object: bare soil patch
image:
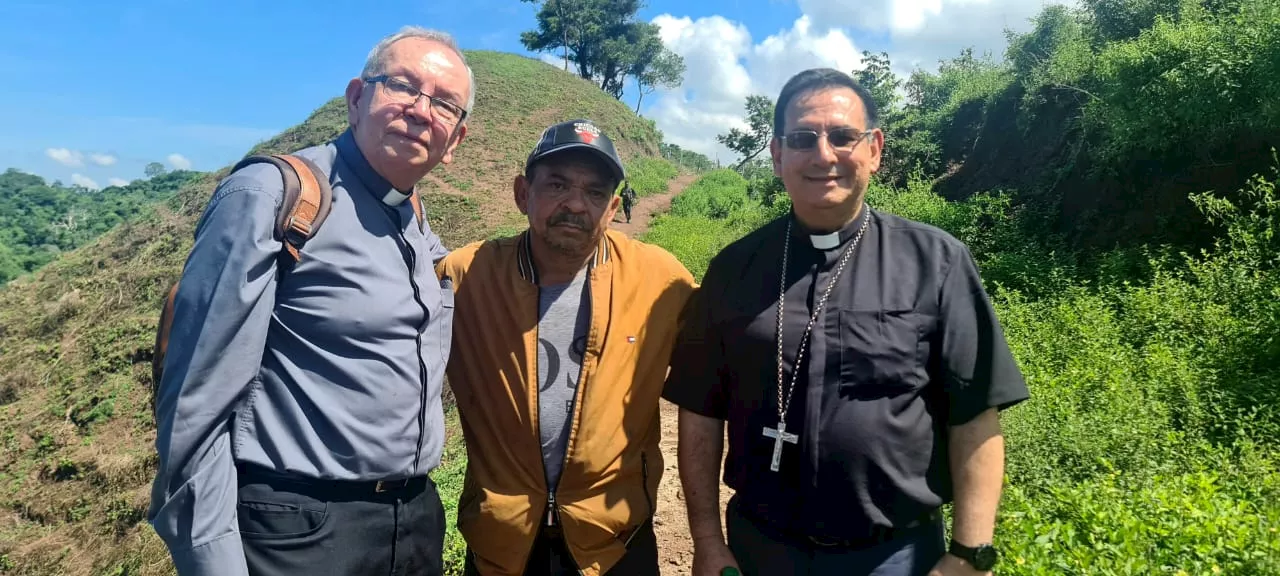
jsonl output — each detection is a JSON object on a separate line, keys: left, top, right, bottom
{"left": 611, "top": 173, "right": 736, "bottom": 575}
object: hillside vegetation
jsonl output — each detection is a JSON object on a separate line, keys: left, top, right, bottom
{"left": 0, "top": 50, "right": 671, "bottom": 575}
{"left": 882, "top": 0, "right": 1280, "bottom": 256}
{"left": 0, "top": 170, "right": 197, "bottom": 286}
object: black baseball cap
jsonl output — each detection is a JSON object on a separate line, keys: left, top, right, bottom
{"left": 525, "top": 119, "right": 626, "bottom": 184}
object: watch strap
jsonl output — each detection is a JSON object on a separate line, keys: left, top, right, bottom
{"left": 948, "top": 539, "right": 997, "bottom": 570}
{"left": 948, "top": 539, "right": 977, "bottom": 560}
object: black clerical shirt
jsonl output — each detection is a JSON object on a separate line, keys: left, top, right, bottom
{"left": 663, "top": 206, "right": 1029, "bottom": 541}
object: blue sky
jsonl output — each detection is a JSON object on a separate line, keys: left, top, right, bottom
{"left": 0, "top": 0, "right": 1053, "bottom": 187}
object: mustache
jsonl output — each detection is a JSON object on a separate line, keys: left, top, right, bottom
{"left": 548, "top": 212, "right": 590, "bottom": 229}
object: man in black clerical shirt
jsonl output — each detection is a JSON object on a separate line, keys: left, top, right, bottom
{"left": 663, "top": 68, "right": 1030, "bottom": 576}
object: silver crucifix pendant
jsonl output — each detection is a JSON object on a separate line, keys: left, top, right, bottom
{"left": 762, "top": 420, "right": 799, "bottom": 472}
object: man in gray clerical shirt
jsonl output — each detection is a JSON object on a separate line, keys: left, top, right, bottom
{"left": 148, "top": 26, "right": 474, "bottom": 576}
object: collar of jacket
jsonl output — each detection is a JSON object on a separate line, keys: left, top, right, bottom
{"left": 515, "top": 229, "right": 610, "bottom": 285}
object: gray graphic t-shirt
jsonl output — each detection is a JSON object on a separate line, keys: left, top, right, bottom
{"left": 537, "top": 267, "right": 591, "bottom": 490}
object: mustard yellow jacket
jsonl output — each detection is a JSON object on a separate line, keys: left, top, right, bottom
{"left": 436, "top": 229, "right": 696, "bottom": 576}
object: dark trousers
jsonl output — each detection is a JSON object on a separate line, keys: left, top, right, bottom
{"left": 725, "top": 496, "right": 945, "bottom": 576}
{"left": 236, "top": 463, "right": 445, "bottom": 576}
{"left": 463, "top": 520, "right": 658, "bottom": 576}
{"left": 623, "top": 203, "right": 633, "bottom": 222}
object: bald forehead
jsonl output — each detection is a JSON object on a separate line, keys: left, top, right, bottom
{"left": 784, "top": 86, "right": 868, "bottom": 130}
{"left": 382, "top": 38, "right": 471, "bottom": 102}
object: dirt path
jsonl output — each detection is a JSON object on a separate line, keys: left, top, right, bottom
{"left": 612, "top": 172, "right": 735, "bottom": 575}
{"left": 609, "top": 173, "right": 697, "bottom": 235}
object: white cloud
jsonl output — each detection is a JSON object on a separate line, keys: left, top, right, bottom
{"left": 644, "top": 1, "right": 1062, "bottom": 161}
{"left": 107, "top": 177, "right": 130, "bottom": 187}
{"left": 70, "top": 173, "right": 100, "bottom": 190}
{"left": 89, "top": 153, "right": 117, "bottom": 166}
{"left": 799, "top": 0, "right": 1066, "bottom": 74}
{"left": 539, "top": 53, "right": 571, "bottom": 71}
{"left": 167, "top": 153, "right": 192, "bottom": 170}
{"left": 646, "top": 14, "right": 862, "bottom": 164}
{"left": 46, "top": 148, "right": 83, "bottom": 167}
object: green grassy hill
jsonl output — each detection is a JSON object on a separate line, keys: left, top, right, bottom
{"left": 0, "top": 49, "right": 670, "bottom": 576}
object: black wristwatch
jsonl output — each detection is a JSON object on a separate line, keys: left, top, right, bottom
{"left": 948, "top": 540, "right": 999, "bottom": 571}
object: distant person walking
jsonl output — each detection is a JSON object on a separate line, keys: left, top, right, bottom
{"left": 621, "top": 184, "right": 637, "bottom": 223}
{"left": 148, "top": 26, "right": 474, "bottom": 576}
{"left": 437, "top": 119, "right": 697, "bottom": 576}
{"left": 665, "top": 68, "right": 1030, "bottom": 576}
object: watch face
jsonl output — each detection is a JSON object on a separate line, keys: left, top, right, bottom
{"left": 973, "top": 545, "right": 999, "bottom": 570}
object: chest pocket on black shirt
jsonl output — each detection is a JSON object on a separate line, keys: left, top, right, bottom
{"left": 838, "top": 308, "right": 926, "bottom": 396}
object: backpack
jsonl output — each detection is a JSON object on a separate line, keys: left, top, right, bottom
{"left": 149, "top": 153, "right": 420, "bottom": 420}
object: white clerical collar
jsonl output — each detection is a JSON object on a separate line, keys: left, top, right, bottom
{"left": 381, "top": 189, "right": 411, "bottom": 206}
{"left": 810, "top": 231, "right": 841, "bottom": 250}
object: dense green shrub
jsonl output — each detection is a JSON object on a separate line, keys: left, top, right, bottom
{"left": 998, "top": 444, "right": 1280, "bottom": 575}
{"left": 668, "top": 169, "right": 752, "bottom": 219}
{"left": 1089, "top": 0, "right": 1280, "bottom": 166}
{"left": 643, "top": 169, "right": 785, "bottom": 280}
{"left": 626, "top": 157, "right": 678, "bottom": 197}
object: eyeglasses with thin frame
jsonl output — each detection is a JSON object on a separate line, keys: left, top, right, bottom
{"left": 364, "top": 75, "right": 468, "bottom": 126}
{"left": 780, "top": 128, "right": 874, "bottom": 151}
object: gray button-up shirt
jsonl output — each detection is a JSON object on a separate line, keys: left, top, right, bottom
{"left": 148, "top": 129, "right": 453, "bottom": 575}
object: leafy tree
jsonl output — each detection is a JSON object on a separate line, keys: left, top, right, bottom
{"left": 904, "top": 48, "right": 1005, "bottom": 111}
{"left": 145, "top": 162, "right": 166, "bottom": 178}
{"left": 521, "top": 0, "right": 636, "bottom": 97}
{"left": 716, "top": 95, "right": 775, "bottom": 171}
{"left": 851, "top": 51, "right": 940, "bottom": 188}
{"left": 632, "top": 40, "right": 684, "bottom": 113}
{"left": 521, "top": 0, "right": 683, "bottom": 102}
{"left": 1082, "top": 0, "right": 1184, "bottom": 43}
{"left": 854, "top": 50, "right": 902, "bottom": 114}
{"left": 660, "top": 142, "right": 715, "bottom": 172}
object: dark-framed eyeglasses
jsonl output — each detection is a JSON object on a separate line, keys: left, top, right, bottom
{"left": 780, "top": 128, "right": 874, "bottom": 151}
{"left": 364, "top": 75, "right": 468, "bottom": 126}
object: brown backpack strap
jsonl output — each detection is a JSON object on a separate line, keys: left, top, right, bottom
{"left": 151, "top": 281, "right": 181, "bottom": 404}
{"left": 229, "top": 153, "right": 334, "bottom": 261}
{"left": 410, "top": 187, "right": 424, "bottom": 231}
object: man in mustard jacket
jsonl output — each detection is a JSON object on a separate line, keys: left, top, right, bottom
{"left": 437, "top": 119, "right": 697, "bottom": 576}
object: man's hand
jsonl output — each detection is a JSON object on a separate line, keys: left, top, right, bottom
{"left": 929, "top": 552, "right": 990, "bottom": 576}
{"left": 692, "top": 538, "right": 740, "bottom": 576}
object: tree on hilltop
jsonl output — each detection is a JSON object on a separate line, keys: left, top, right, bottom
{"left": 521, "top": 0, "right": 684, "bottom": 102}
{"left": 632, "top": 37, "right": 684, "bottom": 113}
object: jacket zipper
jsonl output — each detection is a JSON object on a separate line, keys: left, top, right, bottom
{"left": 536, "top": 279, "right": 593, "bottom": 534}
{"left": 530, "top": 267, "right": 597, "bottom": 575}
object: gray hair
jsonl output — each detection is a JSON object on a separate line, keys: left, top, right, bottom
{"left": 361, "top": 26, "right": 477, "bottom": 115}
